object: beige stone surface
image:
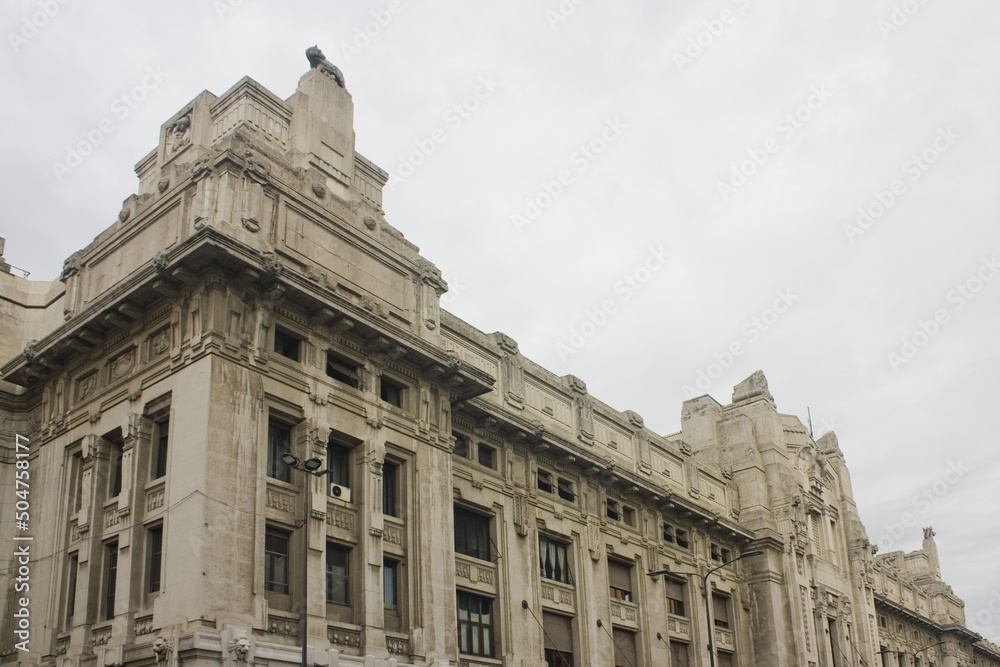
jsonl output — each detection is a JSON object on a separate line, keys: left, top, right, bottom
{"left": 0, "top": 53, "right": 997, "bottom": 667}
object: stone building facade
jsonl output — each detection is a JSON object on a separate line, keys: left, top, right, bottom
{"left": 0, "top": 51, "right": 997, "bottom": 667}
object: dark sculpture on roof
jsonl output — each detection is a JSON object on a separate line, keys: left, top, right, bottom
{"left": 305, "top": 46, "right": 345, "bottom": 88}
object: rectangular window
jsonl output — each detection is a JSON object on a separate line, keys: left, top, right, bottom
{"left": 264, "top": 528, "right": 290, "bottom": 594}
{"left": 666, "top": 577, "right": 686, "bottom": 617}
{"left": 65, "top": 553, "right": 79, "bottom": 629}
{"left": 669, "top": 640, "right": 690, "bottom": 667}
{"left": 712, "top": 593, "right": 731, "bottom": 629}
{"left": 152, "top": 416, "right": 169, "bottom": 479}
{"left": 457, "top": 591, "right": 494, "bottom": 658}
{"left": 69, "top": 451, "right": 83, "bottom": 513}
{"left": 380, "top": 377, "right": 404, "bottom": 407}
{"left": 663, "top": 523, "right": 675, "bottom": 543}
{"left": 327, "top": 441, "right": 350, "bottom": 487}
{"left": 325, "top": 350, "right": 361, "bottom": 388}
{"left": 608, "top": 559, "right": 633, "bottom": 602}
{"left": 711, "top": 544, "right": 722, "bottom": 561}
{"left": 453, "top": 435, "right": 470, "bottom": 458}
{"left": 104, "top": 540, "right": 118, "bottom": 621}
{"left": 477, "top": 443, "right": 496, "bottom": 469}
{"left": 108, "top": 433, "right": 124, "bottom": 498}
{"left": 557, "top": 478, "right": 575, "bottom": 502}
{"left": 606, "top": 499, "right": 620, "bottom": 521}
{"left": 717, "top": 651, "right": 734, "bottom": 667}
{"left": 612, "top": 627, "right": 637, "bottom": 667}
{"left": 326, "top": 544, "right": 349, "bottom": 605}
{"left": 721, "top": 548, "right": 732, "bottom": 563}
{"left": 537, "top": 470, "right": 554, "bottom": 493}
{"left": 267, "top": 420, "right": 292, "bottom": 483}
{"left": 455, "top": 507, "right": 491, "bottom": 561}
{"left": 274, "top": 328, "right": 301, "bottom": 361}
{"left": 383, "top": 558, "right": 399, "bottom": 615}
{"left": 543, "top": 611, "right": 574, "bottom": 667}
{"left": 675, "top": 528, "right": 690, "bottom": 549}
{"left": 622, "top": 506, "right": 635, "bottom": 527}
{"left": 147, "top": 525, "right": 163, "bottom": 594}
{"left": 540, "top": 536, "right": 572, "bottom": 584}
{"left": 383, "top": 461, "right": 398, "bottom": 517}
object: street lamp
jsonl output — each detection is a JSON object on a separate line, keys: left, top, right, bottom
{"left": 647, "top": 550, "right": 764, "bottom": 667}
{"left": 282, "top": 453, "right": 328, "bottom": 667}
{"left": 879, "top": 641, "right": 945, "bottom": 664}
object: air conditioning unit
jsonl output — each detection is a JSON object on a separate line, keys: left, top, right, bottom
{"left": 328, "top": 484, "right": 352, "bottom": 503}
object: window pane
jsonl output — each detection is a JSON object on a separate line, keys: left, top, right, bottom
{"left": 267, "top": 422, "right": 291, "bottom": 482}
{"left": 153, "top": 416, "right": 169, "bottom": 479}
{"left": 327, "top": 545, "right": 349, "bottom": 605}
{"left": 265, "top": 531, "right": 289, "bottom": 593}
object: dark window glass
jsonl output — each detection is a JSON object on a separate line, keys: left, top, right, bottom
{"left": 265, "top": 529, "right": 290, "bottom": 594}
{"left": 713, "top": 593, "right": 730, "bottom": 628}
{"left": 539, "top": 537, "right": 571, "bottom": 584}
{"left": 326, "top": 350, "right": 360, "bottom": 388}
{"left": 383, "top": 461, "right": 398, "bottom": 517}
{"left": 104, "top": 541, "right": 118, "bottom": 621}
{"left": 666, "top": 578, "right": 686, "bottom": 617}
{"left": 327, "top": 442, "right": 350, "bottom": 487}
{"left": 543, "top": 612, "right": 574, "bottom": 667}
{"left": 622, "top": 506, "right": 635, "bottom": 527}
{"left": 663, "top": 523, "right": 675, "bottom": 543}
{"left": 477, "top": 444, "right": 495, "bottom": 469}
{"left": 455, "top": 507, "right": 491, "bottom": 561}
{"left": 537, "top": 470, "right": 554, "bottom": 493}
{"left": 557, "top": 478, "right": 575, "bottom": 502}
{"left": 453, "top": 436, "right": 470, "bottom": 458}
{"left": 383, "top": 558, "right": 399, "bottom": 614}
{"left": 148, "top": 525, "right": 163, "bottom": 594}
{"left": 676, "top": 529, "right": 690, "bottom": 549}
{"left": 109, "top": 436, "right": 124, "bottom": 498}
{"left": 65, "top": 553, "right": 78, "bottom": 628}
{"left": 326, "top": 544, "right": 349, "bottom": 605}
{"left": 274, "top": 329, "right": 301, "bottom": 361}
{"left": 608, "top": 560, "right": 633, "bottom": 602}
{"left": 380, "top": 377, "right": 403, "bottom": 407}
{"left": 267, "top": 421, "right": 292, "bottom": 482}
{"left": 457, "top": 591, "right": 494, "bottom": 657}
{"left": 153, "top": 416, "right": 169, "bottom": 479}
{"left": 71, "top": 452, "right": 83, "bottom": 512}
{"left": 606, "top": 500, "right": 620, "bottom": 521}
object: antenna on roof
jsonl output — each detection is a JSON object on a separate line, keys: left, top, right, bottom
{"left": 807, "top": 407, "right": 814, "bottom": 438}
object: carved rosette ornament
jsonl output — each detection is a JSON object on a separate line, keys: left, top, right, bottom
{"left": 157, "top": 178, "right": 170, "bottom": 193}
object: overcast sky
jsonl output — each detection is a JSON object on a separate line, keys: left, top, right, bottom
{"left": 2, "top": 0, "right": 998, "bottom": 644}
